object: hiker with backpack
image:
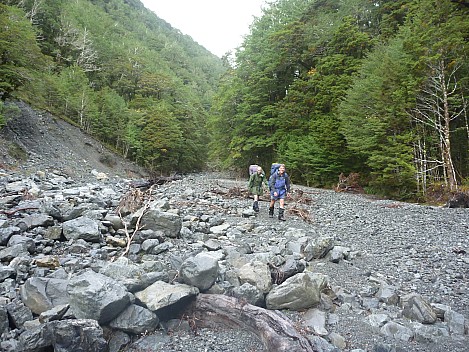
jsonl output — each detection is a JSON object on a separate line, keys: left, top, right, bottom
{"left": 268, "top": 163, "right": 291, "bottom": 221}
{"left": 248, "top": 165, "right": 268, "bottom": 212}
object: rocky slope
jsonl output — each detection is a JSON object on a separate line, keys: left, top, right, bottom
{"left": 0, "top": 102, "right": 468, "bottom": 352}
{"left": 0, "top": 101, "right": 146, "bottom": 180}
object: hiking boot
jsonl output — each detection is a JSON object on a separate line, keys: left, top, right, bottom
{"left": 278, "top": 208, "right": 286, "bottom": 221}
{"left": 268, "top": 207, "right": 274, "bottom": 218}
{"left": 253, "top": 201, "right": 259, "bottom": 213}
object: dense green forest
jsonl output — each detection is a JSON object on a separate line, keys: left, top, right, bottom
{"left": 0, "top": 0, "right": 225, "bottom": 173}
{"left": 1, "top": 0, "right": 468, "bottom": 200}
{"left": 210, "top": 0, "right": 469, "bottom": 200}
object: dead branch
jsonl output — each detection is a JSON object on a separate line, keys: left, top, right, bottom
{"left": 130, "top": 174, "right": 182, "bottom": 190}
{"left": 187, "top": 294, "right": 317, "bottom": 352}
{"left": 289, "top": 189, "right": 313, "bottom": 204}
{"left": 0, "top": 207, "right": 39, "bottom": 217}
{"left": 288, "top": 207, "right": 314, "bottom": 223}
{"left": 118, "top": 185, "right": 156, "bottom": 257}
{"left": 335, "top": 172, "right": 364, "bottom": 193}
{"left": 268, "top": 262, "right": 285, "bottom": 285}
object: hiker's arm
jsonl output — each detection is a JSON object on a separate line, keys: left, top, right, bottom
{"left": 286, "top": 176, "right": 291, "bottom": 193}
{"left": 269, "top": 174, "right": 276, "bottom": 190}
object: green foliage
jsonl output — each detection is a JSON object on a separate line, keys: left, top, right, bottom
{"left": 2, "top": 0, "right": 225, "bottom": 174}
{"left": 0, "top": 4, "right": 51, "bottom": 99}
{"left": 0, "top": 101, "right": 5, "bottom": 127}
{"left": 339, "top": 35, "right": 418, "bottom": 194}
{"left": 134, "top": 99, "right": 183, "bottom": 172}
{"left": 210, "top": 0, "right": 468, "bottom": 199}
{"left": 0, "top": 101, "right": 20, "bottom": 127}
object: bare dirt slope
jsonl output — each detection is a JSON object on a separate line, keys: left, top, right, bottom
{"left": 0, "top": 101, "right": 146, "bottom": 180}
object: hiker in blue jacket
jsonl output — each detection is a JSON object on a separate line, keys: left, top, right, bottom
{"left": 268, "top": 164, "right": 291, "bottom": 221}
{"left": 248, "top": 166, "right": 268, "bottom": 212}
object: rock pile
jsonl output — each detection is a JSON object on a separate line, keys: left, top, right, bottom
{"left": 0, "top": 170, "right": 468, "bottom": 352}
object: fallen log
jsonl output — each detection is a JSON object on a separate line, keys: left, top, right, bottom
{"left": 187, "top": 294, "right": 317, "bottom": 352}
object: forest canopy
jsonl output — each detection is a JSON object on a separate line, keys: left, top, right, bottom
{"left": 209, "top": 0, "right": 469, "bottom": 200}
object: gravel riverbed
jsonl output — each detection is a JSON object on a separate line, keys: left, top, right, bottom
{"left": 133, "top": 174, "right": 469, "bottom": 352}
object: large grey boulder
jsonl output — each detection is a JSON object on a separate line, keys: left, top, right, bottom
{"left": 7, "top": 235, "right": 35, "bottom": 253}
{"left": 265, "top": 272, "right": 325, "bottom": 310}
{"left": 62, "top": 216, "right": 102, "bottom": 242}
{"left": 238, "top": 261, "right": 272, "bottom": 294}
{"left": 376, "top": 282, "right": 399, "bottom": 305}
{"left": 20, "top": 277, "right": 69, "bottom": 314}
{"left": 67, "top": 270, "right": 130, "bottom": 324}
{"left": 99, "top": 257, "right": 168, "bottom": 292}
{"left": 14, "top": 214, "right": 54, "bottom": 231}
{"left": 179, "top": 252, "right": 220, "bottom": 291}
{"left": 6, "top": 299, "right": 33, "bottom": 329}
{"left": 401, "top": 293, "right": 437, "bottom": 324}
{"left": 301, "top": 236, "right": 335, "bottom": 261}
{"left": 0, "top": 265, "right": 16, "bottom": 281}
{"left": 232, "top": 283, "right": 265, "bottom": 307}
{"left": 0, "top": 226, "right": 21, "bottom": 246}
{"left": 109, "top": 304, "right": 159, "bottom": 334}
{"left": 132, "top": 208, "right": 182, "bottom": 238}
{"left": 18, "top": 319, "right": 107, "bottom": 352}
{"left": 445, "top": 309, "right": 466, "bottom": 335}
{"left": 0, "top": 244, "right": 30, "bottom": 262}
{"left": 411, "top": 322, "right": 450, "bottom": 343}
{"left": 135, "top": 281, "right": 199, "bottom": 312}
{"left": 380, "top": 321, "right": 414, "bottom": 341}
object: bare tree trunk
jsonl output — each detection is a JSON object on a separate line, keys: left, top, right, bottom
{"left": 187, "top": 294, "right": 317, "bottom": 352}
{"left": 411, "top": 58, "right": 464, "bottom": 191}
{"left": 79, "top": 91, "right": 85, "bottom": 130}
{"left": 439, "top": 58, "right": 457, "bottom": 190}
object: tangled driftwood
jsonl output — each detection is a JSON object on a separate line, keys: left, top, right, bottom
{"left": 129, "top": 174, "right": 182, "bottom": 190}
{"left": 116, "top": 185, "right": 157, "bottom": 257}
{"left": 288, "top": 207, "right": 314, "bottom": 223}
{"left": 335, "top": 172, "right": 363, "bottom": 193}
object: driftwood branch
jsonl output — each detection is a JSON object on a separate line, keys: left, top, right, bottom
{"left": 188, "top": 294, "right": 317, "bottom": 352}
{"left": 288, "top": 207, "right": 314, "bottom": 223}
{"left": 0, "top": 207, "right": 39, "bottom": 217}
{"left": 118, "top": 207, "right": 146, "bottom": 258}
{"left": 130, "top": 174, "right": 182, "bottom": 190}
{"left": 117, "top": 185, "right": 156, "bottom": 257}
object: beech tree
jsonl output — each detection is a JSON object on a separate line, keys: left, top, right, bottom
{"left": 339, "top": 35, "right": 418, "bottom": 198}
{"left": 0, "top": 4, "right": 48, "bottom": 99}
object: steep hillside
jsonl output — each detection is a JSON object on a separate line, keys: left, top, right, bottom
{"left": 1, "top": 0, "right": 226, "bottom": 173}
{"left": 0, "top": 101, "right": 146, "bottom": 180}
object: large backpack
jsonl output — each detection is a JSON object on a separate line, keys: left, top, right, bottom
{"left": 268, "top": 163, "right": 282, "bottom": 190}
{"left": 249, "top": 164, "right": 259, "bottom": 176}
